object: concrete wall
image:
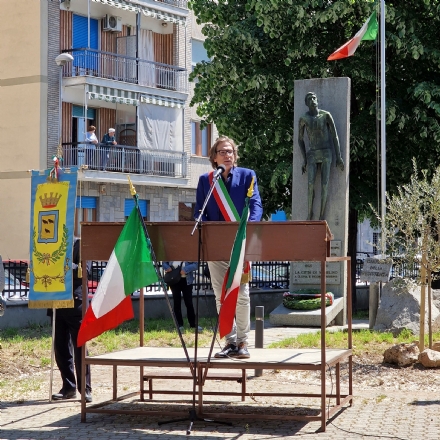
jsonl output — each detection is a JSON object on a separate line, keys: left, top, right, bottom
{"left": 0, "top": 0, "right": 48, "bottom": 259}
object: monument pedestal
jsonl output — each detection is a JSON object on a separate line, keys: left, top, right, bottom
{"left": 269, "top": 297, "right": 344, "bottom": 327}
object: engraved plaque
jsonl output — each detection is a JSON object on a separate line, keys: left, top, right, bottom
{"left": 291, "top": 261, "right": 341, "bottom": 285}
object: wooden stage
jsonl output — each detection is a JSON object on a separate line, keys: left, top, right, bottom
{"left": 80, "top": 221, "right": 353, "bottom": 431}
{"left": 83, "top": 346, "right": 353, "bottom": 425}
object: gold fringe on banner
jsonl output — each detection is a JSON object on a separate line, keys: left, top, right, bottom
{"left": 28, "top": 299, "right": 74, "bottom": 309}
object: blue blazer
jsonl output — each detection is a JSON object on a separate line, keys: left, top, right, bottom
{"left": 195, "top": 167, "right": 263, "bottom": 222}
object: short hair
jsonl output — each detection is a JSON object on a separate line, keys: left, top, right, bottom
{"left": 209, "top": 136, "right": 239, "bottom": 169}
{"left": 88, "top": 125, "right": 96, "bottom": 131}
{"left": 305, "top": 92, "right": 316, "bottom": 105}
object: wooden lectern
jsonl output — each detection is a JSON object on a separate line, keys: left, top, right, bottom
{"left": 80, "top": 221, "right": 352, "bottom": 431}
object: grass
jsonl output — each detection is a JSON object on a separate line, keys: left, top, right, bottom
{"left": 353, "top": 310, "right": 369, "bottom": 319}
{"left": 268, "top": 327, "right": 432, "bottom": 356}
{"left": 1, "top": 315, "right": 437, "bottom": 398}
{"left": 0, "top": 317, "right": 219, "bottom": 399}
{"left": 0, "top": 317, "right": 217, "bottom": 373}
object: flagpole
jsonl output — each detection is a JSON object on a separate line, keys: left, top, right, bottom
{"left": 127, "top": 176, "right": 194, "bottom": 372}
{"left": 380, "top": 0, "right": 386, "bottom": 253}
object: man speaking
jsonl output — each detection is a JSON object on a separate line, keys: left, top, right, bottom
{"left": 195, "top": 136, "right": 262, "bottom": 359}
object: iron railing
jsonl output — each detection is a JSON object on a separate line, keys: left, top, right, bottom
{"left": 62, "top": 48, "right": 187, "bottom": 93}
{"left": 2, "top": 259, "right": 425, "bottom": 300}
{"left": 61, "top": 143, "right": 187, "bottom": 178}
{"left": 156, "top": 0, "right": 188, "bottom": 8}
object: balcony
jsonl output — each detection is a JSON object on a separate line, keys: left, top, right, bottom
{"left": 62, "top": 143, "right": 187, "bottom": 178}
{"left": 155, "top": 0, "right": 188, "bottom": 8}
{"left": 62, "top": 49, "right": 187, "bottom": 93}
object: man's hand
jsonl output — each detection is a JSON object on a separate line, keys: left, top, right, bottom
{"left": 336, "top": 157, "right": 344, "bottom": 171}
{"left": 301, "top": 161, "right": 307, "bottom": 174}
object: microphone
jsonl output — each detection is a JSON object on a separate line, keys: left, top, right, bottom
{"left": 213, "top": 164, "right": 226, "bottom": 180}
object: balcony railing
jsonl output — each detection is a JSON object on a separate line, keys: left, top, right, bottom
{"left": 62, "top": 143, "right": 187, "bottom": 178}
{"left": 156, "top": 0, "right": 188, "bottom": 8}
{"left": 62, "top": 48, "right": 187, "bottom": 93}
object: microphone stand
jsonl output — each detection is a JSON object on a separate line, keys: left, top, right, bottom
{"left": 160, "top": 169, "right": 231, "bottom": 434}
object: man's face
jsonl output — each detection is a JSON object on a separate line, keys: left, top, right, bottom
{"left": 109, "top": 131, "right": 115, "bottom": 136}
{"left": 306, "top": 94, "right": 318, "bottom": 109}
{"left": 214, "top": 141, "right": 235, "bottom": 171}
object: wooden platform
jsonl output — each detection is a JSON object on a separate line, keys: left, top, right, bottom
{"left": 80, "top": 221, "right": 353, "bottom": 432}
{"left": 87, "top": 346, "right": 351, "bottom": 367}
{"left": 83, "top": 346, "right": 353, "bottom": 425}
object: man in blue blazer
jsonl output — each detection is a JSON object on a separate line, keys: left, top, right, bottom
{"left": 195, "top": 136, "right": 263, "bottom": 359}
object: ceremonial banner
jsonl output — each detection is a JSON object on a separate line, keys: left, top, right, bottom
{"left": 28, "top": 170, "right": 77, "bottom": 308}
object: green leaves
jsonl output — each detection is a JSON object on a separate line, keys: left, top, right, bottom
{"left": 189, "top": 0, "right": 440, "bottom": 218}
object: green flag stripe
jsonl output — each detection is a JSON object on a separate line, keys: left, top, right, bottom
{"left": 361, "top": 11, "right": 378, "bottom": 41}
{"left": 114, "top": 207, "right": 158, "bottom": 296}
{"left": 226, "top": 198, "right": 249, "bottom": 289}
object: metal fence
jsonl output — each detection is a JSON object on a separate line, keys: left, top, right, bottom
{"left": 61, "top": 143, "right": 187, "bottom": 178}
{"left": 2, "top": 259, "right": 423, "bottom": 300}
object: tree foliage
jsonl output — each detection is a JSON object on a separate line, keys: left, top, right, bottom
{"left": 381, "top": 160, "right": 440, "bottom": 286}
{"left": 189, "top": 0, "right": 440, "bottom": 219}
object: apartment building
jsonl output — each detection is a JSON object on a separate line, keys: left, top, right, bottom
{"left": 0, "top": 0, "right": 213, "bottom": 258}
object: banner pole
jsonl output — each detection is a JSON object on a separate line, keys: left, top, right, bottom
{"left": 49, "top": 308, "right": 56, "bottom": 401}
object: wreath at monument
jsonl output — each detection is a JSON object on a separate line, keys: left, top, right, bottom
{"left": 283, "top": 289, "right": 334, "bottom": 310}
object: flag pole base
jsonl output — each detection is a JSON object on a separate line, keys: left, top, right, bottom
{"left": 158, "top": 408, "right": 232, "bottom": 435}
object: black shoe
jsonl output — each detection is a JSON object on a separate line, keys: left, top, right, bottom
{"left": 52, "top": 388, "right": 77, "bottom": 400}
{"left": 233, "top": 342, "right": 250, "bottom": 359}
{"left": 85, "top": 392, "right": 92, "bottom": 403}
{"left": 214, "top": 343, "right": 237, "bottom": 358}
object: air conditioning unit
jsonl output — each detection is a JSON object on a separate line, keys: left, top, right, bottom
{"left": 103, "top": 15, "right": 122, "bottom": 32}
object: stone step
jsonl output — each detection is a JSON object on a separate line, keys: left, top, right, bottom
{"left": 269, "top": 296, "right": 345, "bottom": 327}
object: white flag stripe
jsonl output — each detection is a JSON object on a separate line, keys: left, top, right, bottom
{"left": 223, "top": 237, "right": 246, "bottom": 301}
{"left": 91, "top": 250, "right": 126, "bottom": 318}
{"left": 215, "top": 181, "right": 238, "bottom": 221}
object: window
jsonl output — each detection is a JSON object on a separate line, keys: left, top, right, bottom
{"left": 191, "top": 39, "right": 209, "bottom": 72}
{"left": 73, "top": 15, "right": 99, "bottom": 73}
{"left": 125, "top": 199, "right": 148, "bottom": 220}
{"left": 75, "top": 196, "right": 97, "bottom": 237}
{"left": 191, "top": 121, "right": 211, "bottom": 157}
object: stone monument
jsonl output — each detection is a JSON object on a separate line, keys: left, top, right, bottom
{"left": 270, "top": 77, "right": 350, "bottom": 327}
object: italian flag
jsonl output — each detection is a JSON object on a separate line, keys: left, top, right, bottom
{"left": 218, "top": 179, "right": 253, "bottom": 338}
{"left": 328, "top": 11, "right": 378, "bottom": 61}
{"left": 77, "top": 206, "right": 158, "bottom": 346}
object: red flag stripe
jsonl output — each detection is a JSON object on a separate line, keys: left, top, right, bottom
{"left": 77, "top": 295, "right": 134, "bottom": 346}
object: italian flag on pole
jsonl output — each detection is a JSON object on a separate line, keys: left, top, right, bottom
{"left": 327, "top": 11, "right": 378, "bottom": 61}
{"left": 218, "top": 179, "right": 254, "bottom": 339}
{"left": 78, "top": 205, "right": 158, "bottom": 346}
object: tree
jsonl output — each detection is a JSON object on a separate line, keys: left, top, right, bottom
{"left": 189, "top": 0, "right": 440, "bottom": 219}
{"left": 381, "top": 161, "right": 440, "bottom": 350}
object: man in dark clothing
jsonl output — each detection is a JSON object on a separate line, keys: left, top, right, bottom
{"left": 100, "top": 127, "right": 117, "bottom": 170}
{"left": 51, "top": 238, "right": 92, "bottom": 402}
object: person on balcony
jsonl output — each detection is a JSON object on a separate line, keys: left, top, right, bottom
{"left": 101, "top": 128, "right": 117, "bottom": 171}
{"left": 194, "top": 136, "right": 263, "bottom": 359}
{"left": 85, "top": 126, "right": 98, "bottom": 170}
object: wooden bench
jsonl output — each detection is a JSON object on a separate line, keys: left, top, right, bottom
{"left": 142, "top": 367, "right": 247, "bottom": 401}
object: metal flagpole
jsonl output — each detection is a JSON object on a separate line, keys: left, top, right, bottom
{"left": 380, "top": 0, "right": 386, "bottom": 253}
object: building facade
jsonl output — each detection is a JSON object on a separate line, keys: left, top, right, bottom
{"left": 0, "top": 0, "right": 214, "bottom": 258}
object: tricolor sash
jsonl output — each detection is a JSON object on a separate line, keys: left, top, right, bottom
{"left": 209, "top": 171, "right": 251, "bottom": 283}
